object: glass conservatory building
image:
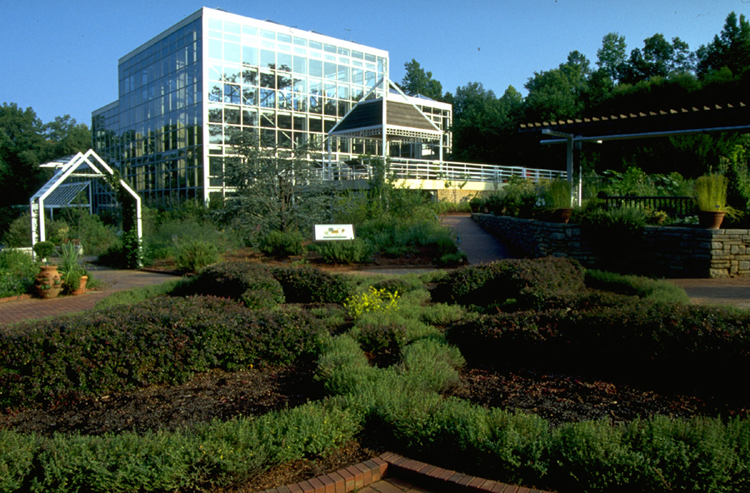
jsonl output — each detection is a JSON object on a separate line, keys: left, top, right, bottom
{"left": 92, "top": 7, "right": 450, "bottom": 206}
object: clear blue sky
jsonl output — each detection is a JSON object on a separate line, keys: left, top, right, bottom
{"left": 2, "top": 0, "right": 748, "bottom": 127}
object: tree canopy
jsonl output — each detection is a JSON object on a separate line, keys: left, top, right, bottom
{"left": 399, "top": 59, "right": 445, "bottom": 101}
{"left": 445, "top": 11, "right": 750, "bottom": 178}
{"left": 0, "top": 103, "right": 91, "bottom": 233}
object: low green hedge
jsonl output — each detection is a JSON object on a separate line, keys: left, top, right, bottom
{"left": 0, "top": 296, "right": 325, "bottom": 410}
{"left": 272, "top": 266, "right": 354, "bottom": 303}
{"left": 0, "top": 400, "right": 359, "bottom": 493}
{"left": 316, "top": 314, "right": 750, "bottom": 493}
{"left": 432, "top": 257, "right": 587, "bottom": 310}
{"left": 447, "top": 302, "right": 750, "bottom": 396}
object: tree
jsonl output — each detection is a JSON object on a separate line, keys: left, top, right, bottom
{"left": 400, "top": 59, "right": 444, "bottom": 101}
{"left": 696, "top": 12, "right": 750, "bottom": 79}
{"left": 43, "top": 115, "right": 91, "bottom": 157}
{"left": 619, "top": 34, "right": 694, "bottom": 83}
{"left": 223, "top": 129, "right": 332, "bottom": 244}
{"left": 0, "top": 103, "right": 51, "bottom": 209}
{"left": 524, "top": 51, "right": 591, "bottom": 122}
{"left": 596, "top": 32, "right": 627, "bottom": 82}
{"left": 450, "top": 82, "right": 527, "bottom": 165}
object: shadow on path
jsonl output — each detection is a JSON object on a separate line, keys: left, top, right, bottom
{"left": 441, "top": 213, "right": 519, "bottom": 265}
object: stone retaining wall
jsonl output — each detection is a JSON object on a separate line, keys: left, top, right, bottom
{"left": 473, "top": 213, "right": 750, "bottom": 278}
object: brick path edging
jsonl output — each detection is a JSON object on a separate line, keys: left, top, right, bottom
{"left": 258, "top": 452, "right": 555, "bottom": 493}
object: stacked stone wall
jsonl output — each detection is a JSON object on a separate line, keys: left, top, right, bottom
{"left": 473, "top": 214, "right": 750, "bottom": 278}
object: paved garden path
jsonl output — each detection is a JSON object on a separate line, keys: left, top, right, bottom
{"left": 2, "top": 216, "right": 749, "bottom": 326}
{"left": 441, "top": 213, "right": 519, "bottom": 264}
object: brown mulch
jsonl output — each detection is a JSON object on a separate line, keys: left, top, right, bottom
{"left": 0, "top": 364, "right": 322, "bottom": 437}
{"left": 448, "top": 364, "right": 750, "bottom": 427}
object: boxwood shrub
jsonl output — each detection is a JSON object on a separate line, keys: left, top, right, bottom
{"left": 447, "top": 302, "right": 750, "bottom": 397}
{"left": 432, "top": 257, "right": 586, "bottom": 310}
{"left": 186, "top": 261, "right": 284, "bottom": 305}
{"left": 0, "top": 296, "right": 325, "bottom": 410}
{"left": 272, "top": 266, "right": 354, "bottom": 303}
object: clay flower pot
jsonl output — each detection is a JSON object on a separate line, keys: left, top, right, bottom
{"left": 698, "top": 210, "right": 725, "bottom": 229}
{"left": 35, "top": 265, "right": 63, "bottom": 299}
{"left": 70, "top": 275, "right": 88, "bottom": 296}
{"left": 553, "top": 208, "right": 573, "bottom": 224}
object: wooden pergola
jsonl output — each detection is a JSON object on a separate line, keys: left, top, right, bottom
{"left": 520, "top": 100, "right": 750, "bottom": 204}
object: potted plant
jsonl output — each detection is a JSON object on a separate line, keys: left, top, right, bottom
{"left": 33, "top": 241, "right": 62, "bottom": 298}
{"left": 59, "top": 242, "right": 88, "bottom": 295}
{"left": 547, "top": 179, "right": 574, "bottom": 223}
{"left": 694, "top": 174, "right": 740, "bottom": 229}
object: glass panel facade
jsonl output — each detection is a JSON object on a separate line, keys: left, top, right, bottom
{"left": 94, "top": 7, "right": 403, "bottom": 205}
{"left": 94, "top": 15, "right": 204, "bottom": 207}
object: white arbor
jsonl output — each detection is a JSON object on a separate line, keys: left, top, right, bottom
{"left": 30, "top": 149, "right": 142, "bottom": 258}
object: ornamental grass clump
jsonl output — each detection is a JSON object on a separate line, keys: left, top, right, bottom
{"left": 344, "top": 286, "right": 400, "bottom": 319}
{"left": 695, "top": 174, "right": 729, "bottom": 212}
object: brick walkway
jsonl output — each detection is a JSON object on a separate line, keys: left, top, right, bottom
{"left": 260, "top": 452, "right": 551, "bottom": 493}
{"left": 0, "top": 267, "right": 180, "bottom": 326}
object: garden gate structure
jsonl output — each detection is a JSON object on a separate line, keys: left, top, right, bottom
{"left": 30, "top": 149, "right": 142, "bottom": 258}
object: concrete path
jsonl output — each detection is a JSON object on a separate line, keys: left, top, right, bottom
{"left": 442, "top": 213, "right": 519, "bottom": 264}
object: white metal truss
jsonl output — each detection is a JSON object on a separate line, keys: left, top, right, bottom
{"left": 327, "top": 76, "right": 445, "bottom": 163}
{"left": 30, "top": 149, "right": 142, "bottom": 262}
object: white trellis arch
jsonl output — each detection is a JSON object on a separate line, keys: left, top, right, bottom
{"left": 30, "top": 149, "right": 142, "bottom": 259}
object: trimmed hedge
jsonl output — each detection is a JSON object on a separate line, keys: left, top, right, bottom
{"left": 0, "top": 400, "right": 359, "bottom": 493}
{"left": 188, "top": 261, "right": 281, "bottom": 301}
{"left": 317, "top": 321, "right": 750, "bottom": 493}
{"left": 0, "top": 296, "right": 324, "bottom": 410}
{"left": 432, "top": 257, "right": 586, "bottom": 310}
{"left": 447, "top": 302, "right": 750, "bottom": 396}
{"left": 272, "top": 266, "right": 354, "bottom": 303}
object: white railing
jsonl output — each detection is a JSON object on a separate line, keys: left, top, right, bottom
{"left": 318, "top": 157, "right": 566, "bottom": 184}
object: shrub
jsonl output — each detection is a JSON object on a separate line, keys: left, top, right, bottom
{"left": 32, "top": 241, "right": 55, "bottom": 261}
{"left": 258, "top": 230, "right": 304, "bottom": 258}
{"left": 585, "top": 269, "right": 690, "bottom": 304}
{"left": 352, "top": 320, "right": 409, "bottom": 367}
{"left": 174, "top": 238, "right": 220, "bottom": 272}
{"left": 483, "top": 177, "right": 540, "bottom": 218}
{"left": 0, "top": 431, "right": 38, "bottom": 492}
{"left": 546, "top": 178, "right": 572, "bottom": 209}
{"left": 432, "top": 257, "right": 586, "bottom": 310}
{"left": 344, "top": 286, "right": 400, "bottom": 319}
{"left": 190, "top": 261, "right": 277, "bottom": 300}
{"left": 371, "top": 277, "right": 420, "bottom": 294}
{"left": 437, "top": 251, "right": 467, "bottom": 267}
{"left": 447, "top": 302, "right": 750, "bottom": 396}
{"left": 0, "top": 296, "right": 325, "bottom": 410}
{"left": 577, "top": 205, "right": 648, "bottom": 272}
{"left": 272, "top": 266, "right": 353, "bottom": 303}
{"left": 0, "top": 249, "right": 37, "bottom": 298}
{"left": 309, "top": 238, "right": 373, "bottom": 264}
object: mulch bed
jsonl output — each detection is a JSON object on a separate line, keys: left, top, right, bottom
{"left": 2, "top": 353, "right": 749, "bottom": 491}
{"left": 448, "top": 363, "right": 750, "bottom": 427}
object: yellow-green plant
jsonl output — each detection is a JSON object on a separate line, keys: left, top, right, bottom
{"left": 344, "top": 286, "right": 400, "bottom": 319}
{"left": 695, "top": 174, "right": 728, "bottom": 211}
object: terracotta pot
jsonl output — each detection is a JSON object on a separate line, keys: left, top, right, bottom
{"left": 70, "top": 275, "right": 88, "bottom": 296}
{"left": 698, "top": 210, "right": 725, "bottom": 229}
{"left": 35, "top": 265, "right": 63, "bottom": 299}
{"left": 553, "top": 207, "right": 573, "bottom": 224}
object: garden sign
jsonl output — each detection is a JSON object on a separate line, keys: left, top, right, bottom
{"left": 314, "top": 224, "right": 354, "bottom": 241}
